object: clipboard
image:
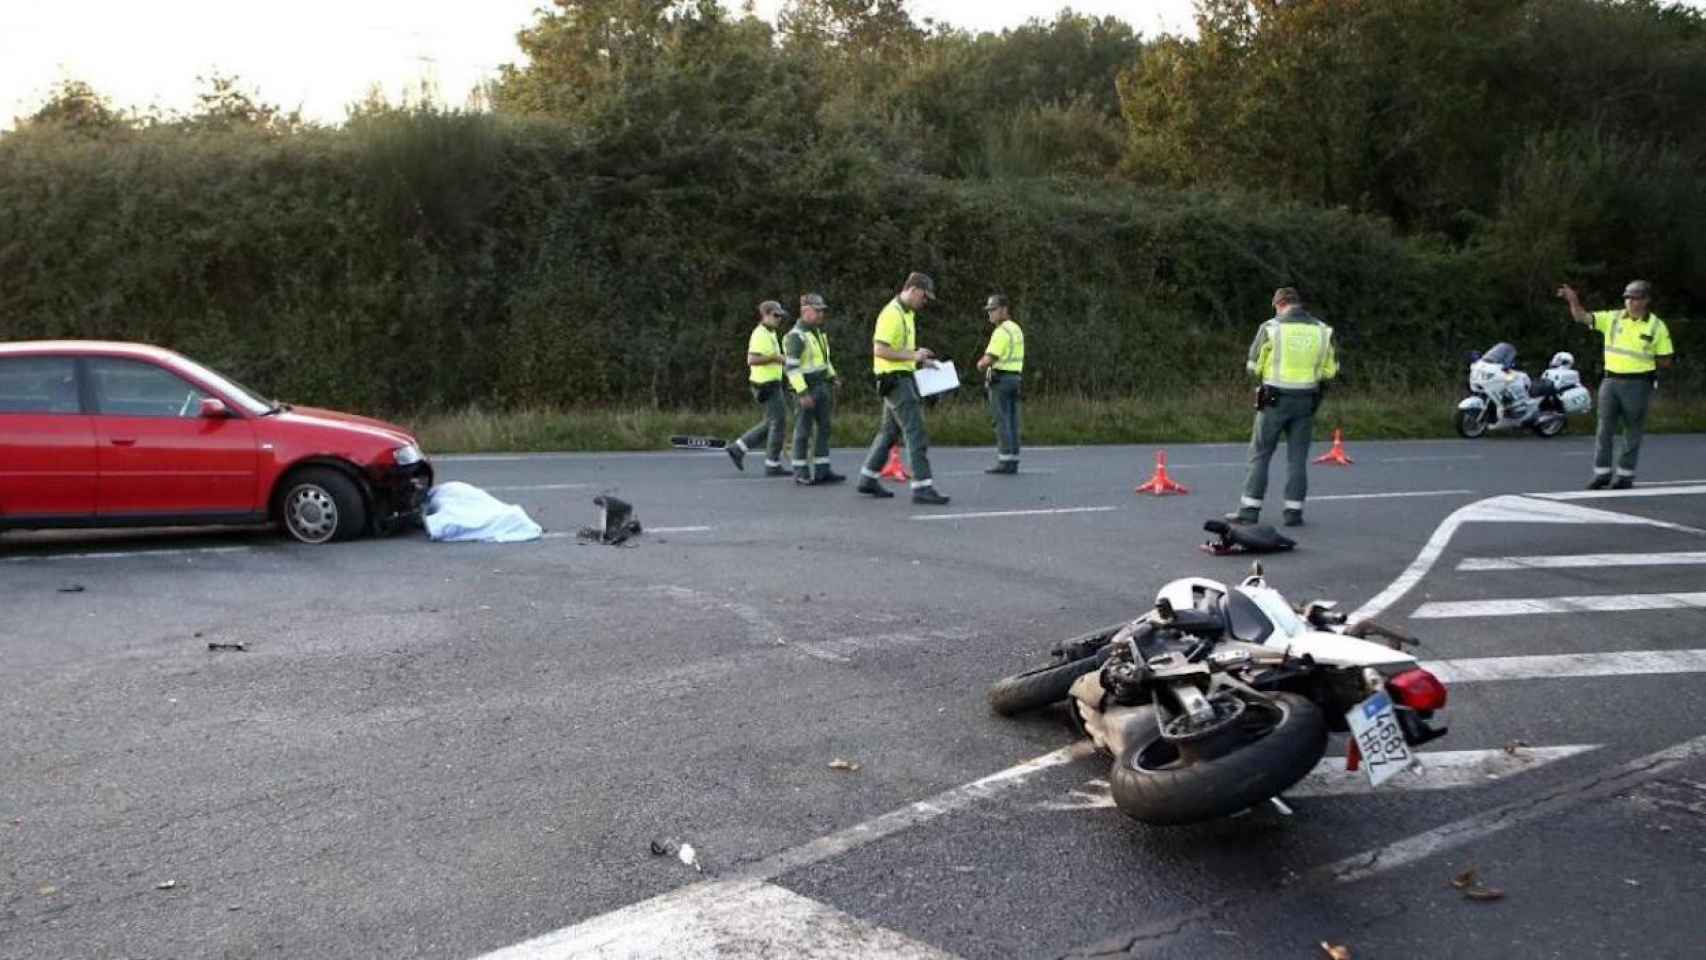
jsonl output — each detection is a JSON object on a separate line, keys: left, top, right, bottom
{"left": 913, "top": 360, "right": 960, "bottom": 397}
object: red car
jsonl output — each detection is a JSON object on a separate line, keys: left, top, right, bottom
{"left": 0, "top": 341, "right": 432, "bottom": 544}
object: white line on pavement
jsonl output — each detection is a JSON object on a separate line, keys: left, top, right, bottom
{"left": 1310, "top": 489, "right": 1473, "bottom": 502}
{"left": 1037, "top": 745, "right": 1599, "bottom": 810}
{"left": 1459, "top": 551, "right": 1706, "bottom": 571}
{"left": 485, "top": 483, "right": 593, "bottom": 492}
{"left": 472, "top": 744, "right": 1089, "bottom": 959}
{"left": 474, "top": 879, "right": 961, "bottom": 960}
{"left": 1, "top": 545, "right": 253, "bottom": 563}
{"left": 1421, "top": 648, "right": 1706, "bottom": 683}
{"left": 914, "top": 506, "right": 1119, "bottom": 521}
{"left": 1530, "top": 483, "right": 1706, "bottom": 501}
{"left": 1413, "top": 592, "right": 1706, "bottom": 619}
{"left": 1315, "top": 732, "right": 1706, "bottom": 885}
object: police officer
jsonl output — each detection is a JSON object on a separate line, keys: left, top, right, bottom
{"left": 856, "top": 272, "right": 950, "bottom": 505}
{"left": 1230, "top": 287, "right": 1338, "bottom": 527}
{"left": 1556, "top": 280, "right": 1676, "bottom": 489}
{"left": 976, "top": 293, "right": 1024, "bottom": 474}
{"left": 726, "top": 300, "right": 791, "bottom": 476}
{"left": 785, "top": 293, "right": 845, "bottom": 485}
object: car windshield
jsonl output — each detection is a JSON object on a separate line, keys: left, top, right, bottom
{"left": 171, "top": 355, "right": 275, "bottom": 416}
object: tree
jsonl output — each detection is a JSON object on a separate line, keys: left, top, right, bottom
{"left": 17, "top": 79, "right": 130, "bottom": 134}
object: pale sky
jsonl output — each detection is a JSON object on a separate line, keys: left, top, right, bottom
{"left": 0, "top": 1, "right": 1198, "bottom": 128}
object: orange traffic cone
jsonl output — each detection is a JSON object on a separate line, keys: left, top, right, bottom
{"left": 1134, "top": 449, "right": 1190, "bottom": 495}
{"left": 878, "top": 444, "right": 911, "bottom": 482}
{"left": 1313, "top": 428, "right": 1354, "bottom": 466}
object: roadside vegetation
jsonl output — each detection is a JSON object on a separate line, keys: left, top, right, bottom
{"left": 2, "top": 1, "right": 1702, "bottom": 448}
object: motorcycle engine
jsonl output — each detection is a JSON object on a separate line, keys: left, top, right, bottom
{"left": 1101, "top": 658, "right": 1150, "bottom": 706}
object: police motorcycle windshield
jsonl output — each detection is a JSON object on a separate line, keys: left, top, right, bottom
{"left": 1482, "top": 342, "right": 1518, "bottom": 368}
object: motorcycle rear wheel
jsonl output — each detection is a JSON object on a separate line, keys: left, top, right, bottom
{"left": 1532, "top": 415, "right": 1566, "bottom": 437}
{"left": 1108, "top": 692, "right": 1326, "bottom": 826}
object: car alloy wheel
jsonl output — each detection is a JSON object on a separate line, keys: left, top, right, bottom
{"left": 285, "top": 484, "right": 340, "bottom": 544}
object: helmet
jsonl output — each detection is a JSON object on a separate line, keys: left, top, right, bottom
{"left": 1483, "top": 342, "right": 1518, "bottom": 369}
{"left": 1548, "top": 351, "right": 1575, "bottom": 370}
{"left": 1155, "top": 577, "right": 1227, "bottom": 615}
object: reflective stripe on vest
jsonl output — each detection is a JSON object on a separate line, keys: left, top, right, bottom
{"left": 1264, "top": 320, "right": 1328, "bottom": 389}
{"left": 1604, "top": 313, "right": 1660, "bottom": 374}
{"left": 993, "top": 320, "right": 1024, "bottom": 372}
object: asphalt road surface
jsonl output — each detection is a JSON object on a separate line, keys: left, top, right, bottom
{"left": 4, "top": 431, "right": 1705, "bottom": 959}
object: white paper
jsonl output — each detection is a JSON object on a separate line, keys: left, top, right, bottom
{"left": 913, "top": 360, "right": 960, "bottom": 397}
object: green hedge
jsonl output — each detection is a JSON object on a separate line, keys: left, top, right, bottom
{"left": 1, "top": 113, "right": 1695, "bottom": 416}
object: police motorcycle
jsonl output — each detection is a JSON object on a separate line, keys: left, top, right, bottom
{"left": 1455, "top": 343, "right": 1592, "bottom": 439}
{"left": 988, "top": 568, "right": 1448, "bottom": 825}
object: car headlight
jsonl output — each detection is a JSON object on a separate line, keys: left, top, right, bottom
{"left": 393, "top": 443, "right": 425, "bottom": 466}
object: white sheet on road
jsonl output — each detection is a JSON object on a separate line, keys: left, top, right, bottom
{"left": 423, "top": 482, "right": 542, "bottom": 543}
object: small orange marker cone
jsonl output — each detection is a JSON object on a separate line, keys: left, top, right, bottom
{"left": 1135, "top": 449, "right": 1190, "bottom": 495}
{"left": 1313, "top": 428, "right": 1354, "bottom": 466}
{"left": 878, "top": 444, "right": 911, "bottom": 482}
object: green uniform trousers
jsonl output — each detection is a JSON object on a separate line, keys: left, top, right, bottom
{"left": 1595, "top": 376, "right": 1655, "bottom": 478}
{"left": 988, "top": 373, "right": 1022, "bottom": 464}
{"left": 1240, "top": 390, "right": 1317, "bottom": 514}
{"left": 737, "top": 383, "right": 788, "bottom": 466}
{"left": 792, "top": 381, "right": 834, "bottom": 479}
{"left": 861, "top": 375, "right": 935, "bottom": 486}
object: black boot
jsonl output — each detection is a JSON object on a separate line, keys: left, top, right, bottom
{"left": 911, "top": 486, "right": 950, "bottom": 505}
{"left": 1282, "top": 510, "right": 1304, "bottom": 527}
{"left": 856, "top": 478, "right": 895, "bottom": 498}
{"left": 816, "top": 470, "right": 846, "bottom": 485}
{"left": 726, "top": 444, "right": 746, "bottom": 471}
{"left": 1612, "top": 475, "right": 1634, "bottom": 490}
{"left": 1586, "top": 474, "right": 1611, "bottom": 490}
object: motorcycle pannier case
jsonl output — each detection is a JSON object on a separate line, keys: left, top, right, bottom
{"left": 1558, "top": 384, "right": 1591, "bottom": 414}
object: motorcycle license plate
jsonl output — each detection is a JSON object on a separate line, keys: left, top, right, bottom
{"left": 1347, "top": 691, "right": 1417, "bottom": 787}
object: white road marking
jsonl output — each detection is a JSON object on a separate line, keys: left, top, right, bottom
{"left": 1, "top": 545, "right": 253, "bottom": 563}
{"left": 1422, "top": 648, "right": 1706, "bottom": 683}
{"left": 1314, "top": 732, "right": 1706, "bottom": 885}
{"left": 472, "top": 745, "right": 1088, "bottom": 959}
{"left": 485, "top": 483, "right": 593, "bottom": 492}
{"left": 1037, "top": 745, "right": 1599, "bottom": 810}
{"left": 913, "top": 506, "right": 1118, "bottom": 521}
{"left": 474, "top": 879, "right": 960, "bottom": 960}
{"left": 1349, "top": 493, "right": 1703, "bottom": 622}
{"left": 1459, "top": 551, "right": 1706, "bottom": 571}
{"left": 1413, "top": 592, "right": 1706, "bottom": 619}
{"left": 1310, "top": 489, "right": 1473, "bottom": 502}
{"left": 1530, "top": 483, "right": 1706, "bottom": 501}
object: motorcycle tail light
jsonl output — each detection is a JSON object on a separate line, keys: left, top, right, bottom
{"left": 1388, "top": 668, "right": 1448, "bottom": 712}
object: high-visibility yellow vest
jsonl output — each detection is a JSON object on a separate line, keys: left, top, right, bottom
{"left": 984, "top": 320, "right": 1025, "bottom": 373}
{"left": 1591, "top": 310, "right": 1673, "bottom": 374}
{"left": 1249, "top": 313, "right": 1337, "bottom": 389}
{"left": 747, "top": 323, "right": 783, "bottom": 384}
{"left": 785, "top": 323, "right": 835, "bottom": 393}
{"left": 872, "top": 299, "right": 916, "bottom": 375}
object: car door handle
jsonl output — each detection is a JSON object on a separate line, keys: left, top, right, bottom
{"left": 109, "top": 438, "right": 137, "bottom": 446}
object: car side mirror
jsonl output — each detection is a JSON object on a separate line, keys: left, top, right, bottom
{"left": 199, "top": 397, "right": 230, "bottom": 419}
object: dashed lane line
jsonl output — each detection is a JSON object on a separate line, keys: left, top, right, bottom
{"left": 1310, "top": 489, "right": 1473, "bottom": 501}
{"left": 913, "top": 506, "right": 1119, "bottom": 521}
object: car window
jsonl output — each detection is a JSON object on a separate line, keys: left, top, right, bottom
{"left": 88, "top": 358, "right": 209, "bottom": 418}
{"left": 0, "top": 356, "right": 82, "bottom": 414}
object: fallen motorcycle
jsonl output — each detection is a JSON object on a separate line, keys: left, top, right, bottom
{"left": 988, "top": 568, "right": 1448, "bottom": 825}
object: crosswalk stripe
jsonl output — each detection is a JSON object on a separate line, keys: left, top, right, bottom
{"left": 1422, "top": 648, "right": 1706, "bottom": 682}
{"left": 1458, "top": 551, "right": 1706, "bottom": 571}
{"left": 1413, "top": 592, "right": 1706, "bottom": 618}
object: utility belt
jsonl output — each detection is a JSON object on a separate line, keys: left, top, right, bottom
{"left": 1603, "top": 371, "right": 1657, "bottom": 381}
{"left": 874, "top": 370, "right": 910, "bottom": 397}
{"left": 1254, "top": 384, "right": 1318, "bottom": 408}
{"left": 988, "top": 370, "right": 1023, "bottom": 380}
{"left": 800, "top": 371, "right": 831, "bottom": 389}
{"left": 750, "top": 380, "right": 783, "bottom": 402}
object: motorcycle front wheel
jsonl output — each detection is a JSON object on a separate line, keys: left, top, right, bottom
{"left": 1454, "top": 407, "right": 1488, "bottom": 438}
{"left": 1108, "top": 692, "right": 1327, "bottom": 826}
{"left": 987, "top": 625, "right": 1124, "bottom": 717}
